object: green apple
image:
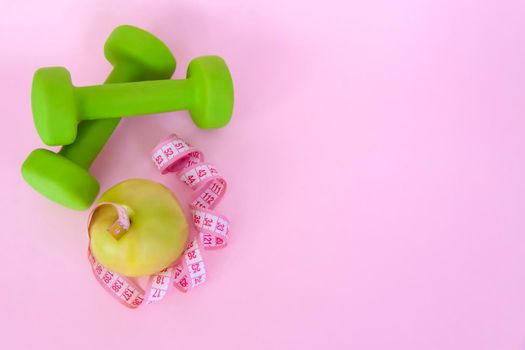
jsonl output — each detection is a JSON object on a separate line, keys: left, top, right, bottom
{"left": 89, "top": 179, "right": 188, "bottom": 277}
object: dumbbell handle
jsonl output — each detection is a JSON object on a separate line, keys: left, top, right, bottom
{"left": 76, "top": 79, "right": 193, "bottom": 121}
{"left": 59, "top": 67, "right": 147, "bottom": 169}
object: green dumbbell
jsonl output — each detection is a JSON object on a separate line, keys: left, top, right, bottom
{"left": 32, "top": 55, "right": 234, "bottom": 147}
{"left": 21, "top": 25, "right": 176, "bottom": 210}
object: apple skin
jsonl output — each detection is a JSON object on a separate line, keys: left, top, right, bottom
{"left": 89, "top": 179, "right": 188, "bottom": 277}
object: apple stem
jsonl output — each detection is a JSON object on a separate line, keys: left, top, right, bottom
{"left": 100, "top": 202, "right": 131, "bottom": 239}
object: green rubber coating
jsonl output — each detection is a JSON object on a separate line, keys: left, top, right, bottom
{"left": 22, "top": 25, "right": 176, "bottom": 210}
{"left": 32, "top": 56, "right": 234, "bottom": 146}
{"left": 22, "top": 148, "right": 101, "bottom": 210}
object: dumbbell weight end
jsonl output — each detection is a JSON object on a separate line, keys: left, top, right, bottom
{"left": 22, "top": 148, "right": 100, "bottom": 210}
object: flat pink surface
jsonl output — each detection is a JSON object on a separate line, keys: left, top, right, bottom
{"left": 1, "top": 1, "right": 524, "bottom": 349}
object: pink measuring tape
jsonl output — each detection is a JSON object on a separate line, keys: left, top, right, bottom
{"left": 87, "top": 134, "right": 230, "bottom": 308}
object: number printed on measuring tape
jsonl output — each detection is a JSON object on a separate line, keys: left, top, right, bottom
{"left": 88, "top": 251, "right": 145, "bottom": 309}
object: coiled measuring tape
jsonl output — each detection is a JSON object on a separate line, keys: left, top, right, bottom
{"left": 87, "top": 134, "right": 230, "bottom": 309}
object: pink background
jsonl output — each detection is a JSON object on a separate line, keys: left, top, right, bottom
{"left": 1, "top": 0, "right": 524, "bottom": 349}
